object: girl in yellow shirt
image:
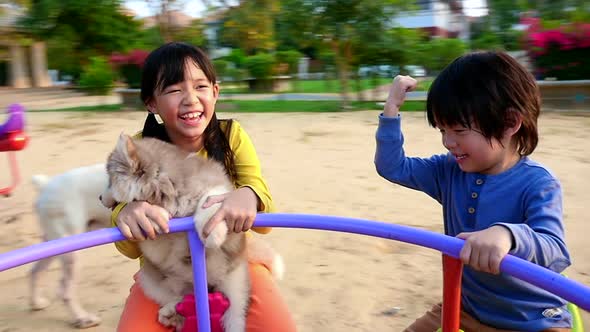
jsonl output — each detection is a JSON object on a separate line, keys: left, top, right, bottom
{"left": 113, "top": 42, "right": 295, "bottom": 332}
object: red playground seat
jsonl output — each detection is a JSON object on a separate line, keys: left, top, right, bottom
{"left": 0, "top": 104, "right": 29, "bottom": 196}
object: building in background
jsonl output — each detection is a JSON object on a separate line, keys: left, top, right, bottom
{"left": 394, "top": 0, "right": 470, "bottom": 40}
{"left": 0, "top": 4, "right": 50, "bottom": 88}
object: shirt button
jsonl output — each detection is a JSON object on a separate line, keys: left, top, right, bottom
{"left": 468, "top": 207, "right": 475, "bottom": 214}
{"left": 471, "top": 192, "right": 478, "bottom": 199}
{"left": 476, "top": 179, "right": 484, "bottom": 185}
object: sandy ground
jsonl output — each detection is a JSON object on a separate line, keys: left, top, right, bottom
{"left": 0, "top": 110, "right": 588, "bottom": 331}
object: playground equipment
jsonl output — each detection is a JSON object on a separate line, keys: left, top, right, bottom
{"left": 0, "top": 104, "right": 29, "bottom": 196}
{"left": 0, "top": 214, "right": 587, "bottom": 331}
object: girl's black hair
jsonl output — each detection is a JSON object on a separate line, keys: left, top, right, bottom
{"left": 139, "top": 42, "right": 237, "bottom": 181}
{"left": 426, "top": 51, "right": 540, "bottom": 156}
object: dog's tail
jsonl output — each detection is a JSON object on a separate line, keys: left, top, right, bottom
{"left": 31, "top": 175, "right": 51, "bottom": 191}
{"left": 247, "top": 237, "right": 285, "bottom": 280}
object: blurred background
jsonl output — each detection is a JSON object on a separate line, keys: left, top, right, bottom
{"left": 0, "top": 1, "right": 589, "bottom": 330}
{"left": 0, "top": 0, "right": 588, "bottom": 112}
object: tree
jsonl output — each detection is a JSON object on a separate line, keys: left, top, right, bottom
{"left": 421, "top": 38, "right": 467, "bottom": 73}
{"left": 20, "top": 0, "right": 144, "bottom": 78}
{"left": 275, "top": 0, "right": 410, "bottom": 109}
{"left": 219, "top": 0, "right": 279, "bottom": 55}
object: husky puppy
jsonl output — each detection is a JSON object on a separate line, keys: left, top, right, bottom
{"left": 101, "top": 134, "right": 282, "bottom": 332}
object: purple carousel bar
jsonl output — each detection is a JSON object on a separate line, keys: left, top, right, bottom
{"left": 0, "top": 213, "right": 588, "bottom": 332}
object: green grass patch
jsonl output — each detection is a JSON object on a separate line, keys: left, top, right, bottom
{"left": 217, "top": 100, "right": 425, "bottom": 112}
{"left": 29, "top": 104, "right": 123, "bottom": 112}
{"left": 27, "top": 100, "right": 426, "bottom": 113}
{"left": 220, "top": 78, "right": 393, "bottom": 94}
{"left": 290, "top": 78, "right": 392, "bottom": 93}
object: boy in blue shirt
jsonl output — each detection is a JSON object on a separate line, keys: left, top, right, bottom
{"left": 375, "top": 51, "right": 571, "bottom": 331}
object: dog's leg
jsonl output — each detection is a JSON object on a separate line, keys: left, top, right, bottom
{"left": 158, "top": 299, "right": 185, "bottom": 330}
{"left": 58, "top": 252, "right": 101, "bottom": 329}
{"left": 30, "top": 256, "right": 55, "bottom": 310}
{"left": 217, "top": 262, "right": 250, "bottom": 332}
{"left": 138, "top": 262, "right": 185, "bottom": 330}
{"left": 194, "top": 186, "right": 231, "bottom": 248}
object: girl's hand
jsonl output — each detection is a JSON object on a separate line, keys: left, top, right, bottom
{"left": 456, "top": 226, "right": 514, "bottom": 274}
{"left": 383, "top": 75, "right": 418, "bottom": 118}
{"left": 116, "top": 201, "right": 171, "bottom": 241}
{"left": 202, "top": 187, "right": 258, "bottom": 237}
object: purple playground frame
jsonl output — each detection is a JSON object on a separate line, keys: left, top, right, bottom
{"left": 0, "top": 213, "right": 588, "bottom": 332}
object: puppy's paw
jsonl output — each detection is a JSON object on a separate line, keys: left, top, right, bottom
{"left": 204, "top": 221, "right": 228, "bottom": 248}
{"left": 194, "top": 204, "right": 228, "bottom": 248}
{"left": 71, "top": 313, "right": 101, "bottom": 329}
{"left": 158, "top": 301, "right": 184, "bottom": 329}
{"left": 30, "top": 296, "right": 51, "bottom": 311}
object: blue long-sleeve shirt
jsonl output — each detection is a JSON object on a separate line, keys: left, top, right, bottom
{"left": 375, "top": 114, "right": 572, "bottom": 331}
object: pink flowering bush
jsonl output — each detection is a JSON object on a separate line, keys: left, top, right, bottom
{"left": 109, "top": 50, "right": 150, "bottom": 88}
{"left": 523, "top": 17, "right": 590, "bottom": 80}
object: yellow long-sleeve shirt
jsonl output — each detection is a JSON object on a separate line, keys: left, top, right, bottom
{"left": 110, "top": 119, "right": 274, "bottom": 260}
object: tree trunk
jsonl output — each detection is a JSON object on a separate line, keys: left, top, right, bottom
{"left": 332, "top": 40, "right": 350, "bottom": 110}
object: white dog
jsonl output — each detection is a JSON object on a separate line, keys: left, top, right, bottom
{"left": 30, "top": 163, "right": 110, "bottom": 329}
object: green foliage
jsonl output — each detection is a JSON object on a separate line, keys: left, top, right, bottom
{"left": 421, "top": 38, "right": 468, "bottom": 73}
{"left": 45, "top": 24, "right": 82, "bottom": 79}
{"left": 118, "top": 64, "right": 142, "bottom": 88}
{"left": 78, "top": 56, "right": 115, "bottom": 95}
{"left": 133, "top": 27, "right": 165, "bottom": 51}
{"left": 275, "top": 50, "right": 302, "bottom": 74}
{"left": 470, "top": 31, "right": 503, "bottom": 51}
{"left": 220, "top": 0, "right": 278, "bottom": 54}
{"left": 170, "top": 19, "right": 207, "bottom": 49}
{"left": 20, "top": 0, "right": 145, "bottom": 79}
{"left": 503, "top": 30, "right": 526, "bottom": 51}
{"left": 274, "top": 0, "right": 318, "bottom": 52}
{"left": 225, "top": 49, "right": 247, "bottom": 69}
{"left": 380, "top": 27, "right": 426, "bottom": 69}
{"left": 213, "top": 59, "right": 229, "bottom": 78}
{"left": 244, "top": 53, "right": 276, "bottom": 79}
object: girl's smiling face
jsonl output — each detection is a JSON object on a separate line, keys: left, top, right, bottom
{"left": 148, "top": 59, "right": 219, "bottom": 151}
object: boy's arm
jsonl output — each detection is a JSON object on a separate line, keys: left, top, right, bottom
{"left": 375, "top": 75, "right": 446, "bottom": 202}
{"left": 493, "top": 178, "right": 571, "bottom": 272}
{"left": 375, "top": 115, "right": 447, "bottom": 203}
{"left": 111, "top": 202, "right": 142, "bottom": 259}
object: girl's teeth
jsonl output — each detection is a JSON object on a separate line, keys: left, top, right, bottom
{"left": 182, "top": 113, "right": 201, "bottom": 119}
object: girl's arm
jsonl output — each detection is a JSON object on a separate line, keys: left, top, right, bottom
{"left": 202, "top": 121, "right": 274, "bottom": 236}
{"left": 230, "top": 121, "right": 274, "bottom": 213}
{"left": 111, "top": 202, "right": 142, "bottom": 259}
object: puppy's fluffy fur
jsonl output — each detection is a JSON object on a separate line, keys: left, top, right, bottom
{"left": 30, "top": 163, "right": 111, "bottom": 328}
{"left": 101, "top": 135, "right": 283, "bottom": 332}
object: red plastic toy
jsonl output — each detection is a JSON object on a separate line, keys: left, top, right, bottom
{"left": 0, "top": 104, "right": 29, "bottom": 196}
{"left": 175, "top": 292, "right": 230, "bottom": 332}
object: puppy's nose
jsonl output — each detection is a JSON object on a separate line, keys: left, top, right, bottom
{"left": 99, "top": 195, "right": 102, "bottom": 201}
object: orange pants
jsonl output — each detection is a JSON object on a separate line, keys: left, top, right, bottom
{"left": 117, "top": 263, "right": 296, "bottom": 332}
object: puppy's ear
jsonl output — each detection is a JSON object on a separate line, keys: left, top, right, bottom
{"left": 125, "top": 135, "right": 139, "bottom": 162}
{"left": 116, "top": 133, "right": 139, "bottom": 164}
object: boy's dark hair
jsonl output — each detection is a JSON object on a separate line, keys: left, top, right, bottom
{"left": 139, "top": 42, "right": 237, "bottom": 182}
{"left": 426, "top": 51, "right": 540, "bottom": 156}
